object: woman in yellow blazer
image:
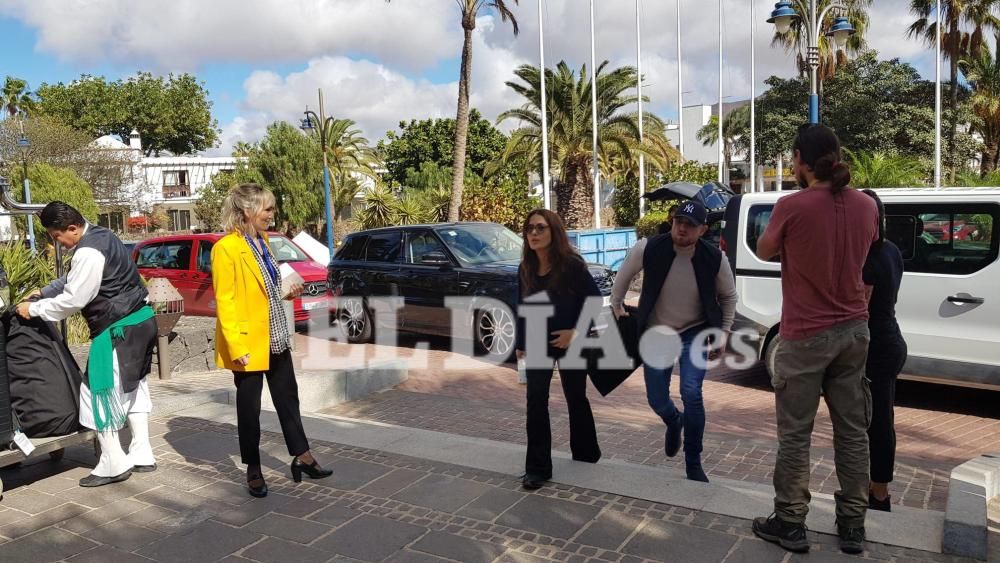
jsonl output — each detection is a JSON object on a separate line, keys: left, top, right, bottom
{"left": 213, "top": 183, "right": 332, "bottom": 498}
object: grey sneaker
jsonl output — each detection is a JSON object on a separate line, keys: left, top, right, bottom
{"left": 752, "top": 513, "right": 809, "bottom": 553}
{"left": 837, "top": 523, "right": 865, "bottom": 554}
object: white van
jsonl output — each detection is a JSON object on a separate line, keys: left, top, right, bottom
{"left": 722, "top": 188, "right": 1000, "bottom": 389}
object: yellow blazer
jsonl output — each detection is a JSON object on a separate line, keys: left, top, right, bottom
{"left": 213, "top": 231, "right": 274, "bottom": 372}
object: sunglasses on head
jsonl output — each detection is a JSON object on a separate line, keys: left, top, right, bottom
{"left": 524, "top": 224, "right": 549, "bottom": 235}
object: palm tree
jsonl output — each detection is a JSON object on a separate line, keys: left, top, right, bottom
{"left": 232, "top": 141, "right": 257, "bottom": 158}
{"left": 961, "top": 36, "right": 1000, "bottom": 174}
{"left": 771, "top": 0, "right": 872, "bottom": 86}
{"left": 304, "top": 117, "right": 381, "bottom": 220}
{"left": 910, "top": 0, "right": 1000, "bottom": 176}
{"left": 697, "top": 104, "right": 751, "bottom": 184}
{"left": 844, "top": 149, "right": 928, "bottom": 187}
{"left": 2, "top": 76, "right": 36, "bottom": 119}
{"left": 499, "top": 61, "right": 677, "bottom": 229}
{"left": 389, "top": 0, "right": 519, "bottom": 222}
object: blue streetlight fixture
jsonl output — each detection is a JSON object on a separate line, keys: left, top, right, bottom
{"left": 767, "top": 0, "right": 853, "bottom": 124}
{"left": 299, "top": 95, "right": 336, "bottom": 262}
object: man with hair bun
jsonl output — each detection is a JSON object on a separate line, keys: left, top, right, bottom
{"left": 751, "top": 124, "right": 879, "bottom": 556}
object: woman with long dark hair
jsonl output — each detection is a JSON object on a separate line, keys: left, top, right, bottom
{"left": 860, "top": 189, "right": 907, "bottom": 512}
{"left": 515, "top": 209, "right": 602, "bottom": 490}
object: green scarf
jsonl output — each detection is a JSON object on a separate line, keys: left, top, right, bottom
{"left": 87, "top": 305, "right": 155, "bottom": 432}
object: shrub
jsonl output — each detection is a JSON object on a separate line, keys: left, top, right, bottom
{"left": 635, "top": 211, "right": 670, "bottom": 239}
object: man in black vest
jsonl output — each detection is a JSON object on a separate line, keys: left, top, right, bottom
{"left": 16, "top": 202, "right": 158, "bottom": 487}
{"left": 610, "top": 199, "right": 738, "bottom": 482}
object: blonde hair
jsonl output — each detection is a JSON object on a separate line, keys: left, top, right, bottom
{"left": 221, "top": 183, "right": 276, "bottom": 234}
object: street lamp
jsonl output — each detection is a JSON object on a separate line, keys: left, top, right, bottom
{"left": 299, "top": 88, "right": 336, "bottom": 261}
{"left": 767, "top": 0, "right": 855, "bottom": 124}
{"left": 16, "top": 121, "right": 36, "bottom": 252}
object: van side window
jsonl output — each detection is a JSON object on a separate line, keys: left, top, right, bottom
{"left": 197, "top": 241, "right": 213, "bottom": 273}
{"left": 745, "top": 205, "right": 779, "bottom": 262}
{"left": 885, "top": 204, "right": 999, "bottom": 275}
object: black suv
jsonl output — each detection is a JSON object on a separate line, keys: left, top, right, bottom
{"left": 328, "top": 222, "right": 615, "bottom": 358}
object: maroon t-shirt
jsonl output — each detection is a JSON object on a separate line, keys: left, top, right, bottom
{"left": 765, "top": 187, "right": 879, "bottom": 340}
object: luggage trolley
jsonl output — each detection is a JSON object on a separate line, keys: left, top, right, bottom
{"left": 0, "top": 174, "right": 96, "bottom": 498}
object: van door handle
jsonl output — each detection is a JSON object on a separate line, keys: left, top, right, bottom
{"left": 947, "top": 295, "right": 985, "bottom": 305}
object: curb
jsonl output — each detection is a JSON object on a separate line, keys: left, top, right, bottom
{"left": 943, "top": 453, "right": 1000, "bottom": 560}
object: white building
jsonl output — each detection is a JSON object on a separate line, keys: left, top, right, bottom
{"left": 92, "top": 131, "right": 242, "bottom": 232}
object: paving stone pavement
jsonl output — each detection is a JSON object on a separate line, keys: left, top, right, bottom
{"left": 0, "top": 412, "right": 975, "bottom": 562}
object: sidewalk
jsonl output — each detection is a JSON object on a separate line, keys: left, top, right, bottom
{"left": 0, "top": 402, "right": 967, "bottom": 562}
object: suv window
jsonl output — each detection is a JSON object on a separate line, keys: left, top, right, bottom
{"left": 406, "top": 231, "right": 449, "bottom": 264}
{"left": 136, "top": 243, "right": 163, "bottom": 268}
{"left": 365, "top": 232, "right": 402, "bottom": 263}
{"left": 336, "top": 235, "right": 369, "bottom": 261}
{"left": 197, "top": 241, "right": 213, "bottom": 273}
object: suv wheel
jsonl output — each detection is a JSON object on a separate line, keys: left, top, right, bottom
{"left": 338, "top": 298, "right": 373, "bottom": 343}
{"left": 475, "top": 305, "right": 516, "bottom": 360}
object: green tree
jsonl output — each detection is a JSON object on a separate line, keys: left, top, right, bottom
{"left": 9, "top": 164, "right": 98, "bottom": 239}
{"left": 379, "top": 109, "right": 513, "bottom": 188}
{"left": 249, "top": 122, "right": 325, "bottom": 229}
{"left": 844, "top": 149, "right": 928, "bottom": 188}
{"left": 961, "top": 37, "right": 1000, "bottom": 174}
{"left": 771, "top": 0, "right": 873, "bottom": 85}
{"left": 499, "top": 61, "right": 676, "bottom": 229}
{"left": 697, "top": 105, "right": 750, "bottom": 182}
{"left": 909, "top": 0, "right": 999, "bottom": 178}
{"left": 195, "top": 165, "right": 265, "bottom": 231}
{"left": 405, "top": 162, "right": 452, "bottom": 222}
{"left": 2, "top": 76, "right": 36, "bottom": 118}
{"left": 36, "top": 72, "right": 220, "bottom": 156}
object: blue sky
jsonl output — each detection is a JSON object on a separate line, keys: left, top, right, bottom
{"left": 0, "top": 0, "right": 933, "bottom": 155}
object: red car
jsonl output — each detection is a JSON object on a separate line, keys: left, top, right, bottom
{"left": 132, "top": 233, "right": 333, "bottom": 323}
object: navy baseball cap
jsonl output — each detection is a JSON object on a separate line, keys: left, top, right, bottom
{"left": 673, "top": 199, "right": 707, "bottom": 226}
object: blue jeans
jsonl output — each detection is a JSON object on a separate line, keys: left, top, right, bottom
{"left": 642, "top": 326, "right": 708, "bottom": 463}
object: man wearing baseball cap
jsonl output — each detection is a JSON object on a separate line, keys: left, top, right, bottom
{"left": 610, "top": 199, "right": 738, "bottom": 482}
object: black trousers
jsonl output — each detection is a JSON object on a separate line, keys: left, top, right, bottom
{"left": 525, "top": 363, "right": 601, "bottom": 477}
{"left": 233, "top": 350, "right": 310, "bottom": 466}
{"left": 866, "top": 339, "right": 907, "bottom": 484}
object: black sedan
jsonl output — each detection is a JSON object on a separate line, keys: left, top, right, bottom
{"left": 328, "top": 222, "right": 615, "bottom": 358}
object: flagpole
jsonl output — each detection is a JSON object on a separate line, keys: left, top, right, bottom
{"left": 538, "top": 0, "right": 551, "bottom": 209}
{"left": 637, "top": 0, "right": 646, "bottom": 218}
{"left": 934, "top": 0, "right": 942, "bottom": 188}
{"left": 717, "top": 0, "right": 724, "bottom": 184}
{"left": 591, "top": 0, "right": 601, "bottom": 228}
{"left": 677, "top": 0, "right": 684, "bottom": 158}
{"left": 750, "top": 0, "right": 756, "bottom": 193}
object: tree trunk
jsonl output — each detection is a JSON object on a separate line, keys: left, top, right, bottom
{"left": 983, "top": 136, "right": 998, "bottom": 176}
{"left": 557, "top": 155, "right": 594, "bottom": 230}
{"left": 948, "top": 17, "right": 960, "bottom": 182}
{"left": 447, "top": 22, "right": 475, "bottom": 222}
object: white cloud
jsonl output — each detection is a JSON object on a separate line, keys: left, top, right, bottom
{"left": 0, "top": 0, "right": 457, "bottom": 71}
{"left": 1, "top": 0, "right": 933, "bottom": 153}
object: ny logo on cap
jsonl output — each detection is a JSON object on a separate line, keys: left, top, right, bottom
{"left": 683, "top": 203, "right": 695, "bottom": 213}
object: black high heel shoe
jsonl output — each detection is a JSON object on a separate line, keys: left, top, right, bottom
{"left": 291, "top": 457, "right": 333, "bottom": 483}
{"left": 247, "top": 468, "right": 268, "bottom": 498}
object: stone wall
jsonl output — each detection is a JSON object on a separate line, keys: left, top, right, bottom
{"left": 70, "top": 316, "right": 218, "bottom": 375}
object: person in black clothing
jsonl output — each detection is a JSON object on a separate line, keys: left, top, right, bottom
{"left": 861, "top": 189, "right": 907, "bottom": 512}
{"left": 515, "top": 209, "right": 602, "bottom": 490}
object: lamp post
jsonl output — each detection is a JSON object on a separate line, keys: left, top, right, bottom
{"left": 16, "top": 121, "right": 36, "bottom": 252}
{"left": 300, "top": 88, "right": 336, "bottom": 260}
{"left": 766, "top": 0, "right": 855, "bottom": 124}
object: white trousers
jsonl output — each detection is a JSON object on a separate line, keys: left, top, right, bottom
{"left": 79, "top": 350, "right": 152, "bottom": 431}
{"left": 80, "top": 351, "right": 155, "bottom": 477}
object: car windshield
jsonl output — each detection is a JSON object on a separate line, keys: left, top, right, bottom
{"left": 434, "top": 224, "right": 522, "bottom": 265}
{"left": 269, "top": 235, "right": 309, "bottom": 263}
